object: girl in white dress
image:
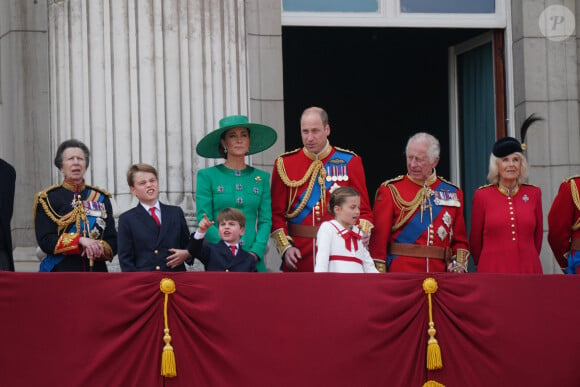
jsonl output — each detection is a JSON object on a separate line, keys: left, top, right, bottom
{"left": 314, "top": 187, "right": 379, "bottom": 273}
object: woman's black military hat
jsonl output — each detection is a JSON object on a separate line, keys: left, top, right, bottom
{"left": 492, "top": 114, "right": 543, "bottom": 157}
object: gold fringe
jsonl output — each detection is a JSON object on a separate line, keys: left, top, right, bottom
{"left": 423, "top": 278, "right": 443, "bottom": 370}
{"left": 423, "top": 380, "right": 445, "bottom": 387}
{"left": 160, "top": 278, "right": 177, "bottom": 378}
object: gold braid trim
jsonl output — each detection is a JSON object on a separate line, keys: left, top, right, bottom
{"left": 358, "top": 218, "right": 374, "bottom": 234}
{"left": 334, "top": 146, "right": 358, "bottom": 156}
{"left": 34, "top": 190, "right": 89, "bottom": 236}
{"left": 564, "top": 174, "right": 580, "bottom": 183}
{"left": 85, "top": 184, "right": 112, "bottom": 198}
{"left": 275, "top": 156, "right": 327, "bottom": 219}
{"left": 387, "top": 184, "right": 428, "bottom": 231}
{"left": 271, "top": 228, "right": 293, "bottom": 256}
{"left": 32, "top": 185, "right": 60, "bottom": 225}
{"left": 570, "top": 179, "right": 580, "bottom": 231}
{"left": 98, "top": 240, "right": 114, "bottom": 261}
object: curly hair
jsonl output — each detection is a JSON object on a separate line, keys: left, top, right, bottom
{"left": 54, "top": 139, "right": 90, "bottom": 169}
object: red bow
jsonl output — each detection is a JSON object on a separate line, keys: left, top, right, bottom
{"left": 341, "top": 230, "right": 361, "bottom": 251}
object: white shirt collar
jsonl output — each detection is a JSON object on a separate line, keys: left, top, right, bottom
{"left": 141, "top": 201, "right": 160, "bottom": 213}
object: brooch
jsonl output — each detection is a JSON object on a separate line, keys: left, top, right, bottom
{"left": 437, "top": 225, "right": 448, "bottom": 241}
{"left": 442, "top": 211, "right": 452, "bottom": 228}
{"left": 522, "top": 194, "right": 529, "bottom": 203}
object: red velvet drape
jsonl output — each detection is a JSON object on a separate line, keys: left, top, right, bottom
{"left": 0, "top": 272, "right": 578, "bottom": 387}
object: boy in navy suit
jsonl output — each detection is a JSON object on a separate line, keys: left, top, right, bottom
{"left": 118, "top": 163, "right": 191, "bottom": 271}
{"left": 189, "top": 208, "right": 257, "bottom": 272}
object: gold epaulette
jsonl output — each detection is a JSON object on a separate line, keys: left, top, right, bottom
{"left": 380, "top": 175, "right": 404, "bottom": 187}
{"left": 276, "top": 148, "right": 302, "bottom": 158}
{"left": 85, "top": 184, "right": 112, "bottom": 197}
{"left": 334, "top": 146, "right": 358, "bottom": 156}
{"left": 32, "top": 184, "right": 62, "bottom": 221}
{"left": 476, "top": 183, "right": 493, "bottom": 190}
{"left": 564, "top": 175, "right": 580, "bottom": 183}
{"left": 35, "top": 184, "right": 62, "bottom": 197}
{"left": 438, "top": 176, "right": 460, "bottom": 189}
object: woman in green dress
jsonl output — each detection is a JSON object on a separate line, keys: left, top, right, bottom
{"left": 195, "top": 115, "right": 277, "bottom": 271}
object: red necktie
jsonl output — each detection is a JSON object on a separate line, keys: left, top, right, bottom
{"left": 342, "top": 230, "right": 361, "bottom": 251}
{"left": 229, "top": 245, "right": 236, "bottom": 256}
{"left": 149, "top": 207, "right": 161, "bottom": 227}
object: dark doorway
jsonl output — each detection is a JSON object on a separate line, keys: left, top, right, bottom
{"left": 282, "top": 27, "right": 487, "bottom": 205}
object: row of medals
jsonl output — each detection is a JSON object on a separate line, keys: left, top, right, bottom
{"left": 325, "top": 166, "right": 349, "bottom": 182}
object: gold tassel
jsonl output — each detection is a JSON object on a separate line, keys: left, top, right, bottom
{"left": 160, "top": 278, "right": 177, "bottom": 378}
{"left": 423, "top": 380, "right": 445, "bottom": 387}
{"left": 423, "top": 277, "right": 443, "bottom": 370}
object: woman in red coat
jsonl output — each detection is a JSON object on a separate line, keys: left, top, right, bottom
{"left": 469, "top": 116, "right": 543, "bottom": 273}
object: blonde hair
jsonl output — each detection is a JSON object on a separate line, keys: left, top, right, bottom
{"left": 487, "top": 152, "right": 529, "bottom": 184}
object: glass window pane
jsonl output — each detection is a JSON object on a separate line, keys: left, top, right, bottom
{"left": 401, "top": 0, "right": 495, "bottom": 13}
{"left": 283, "top": 0, "right": 379, "bottom": 13}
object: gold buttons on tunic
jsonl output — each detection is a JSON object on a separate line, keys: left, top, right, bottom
{"left": 154, "top": 250, "right": 158, "bottom": 254}
{"left": 314, "top": 203, "right": 321, "bottom": 221}
{"left": 507, "top": 196, "right": 516, "bottom": 241}
{"left": 155, "top": 266, "right": 161, "bottom": 270}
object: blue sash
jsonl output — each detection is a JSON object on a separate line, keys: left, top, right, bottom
{"left": 39, "top": 189, "right": 105, "bottom": 272}
{"left": 566, "top": 250, "right": 580, "bottom": 274}
{"left": 289, "top": 150, "right": 353, "bottom": 225}
{"left": 387, "top": 180, "right": 457, "bottom": 268}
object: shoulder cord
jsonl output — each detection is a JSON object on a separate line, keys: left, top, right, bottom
{"left": 388, "top": 184, "right": 429, "bottom": 232}
{"left": 276, "top": 157, "right": 327, "bottom": 219}
{"left": 570, "top": 180, "right": 580, "bottom": 231}
{"left": 35, "top": 192, "right": 89, "bottom": 236}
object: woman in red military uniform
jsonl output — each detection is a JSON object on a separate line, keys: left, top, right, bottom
{"left": 469, "top": 116, "right": 543, "bottom": 273}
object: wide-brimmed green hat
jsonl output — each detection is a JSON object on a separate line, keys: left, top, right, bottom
{"left": 196, "top": 115, "right": 278, "bottom": 158}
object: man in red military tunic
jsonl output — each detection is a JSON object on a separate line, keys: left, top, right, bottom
{"left": 368, "top": 132, "right": 470, "bottom": 273}
{"left": 548, "top": 175, "right": 580, "bottom": 273}
{"left": 270, "top": 107, "right": 373, "bottom": 272}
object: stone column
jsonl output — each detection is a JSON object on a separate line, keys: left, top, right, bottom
{"left": 246, "top": 0, "right": 285, "bottom": 270}
{"left": 47, "top": 0, "right": 254, "bottom": 222}
{"left": 0, "top": 0, "right": 50, "bottom": 251}
{"left": 511, "top": 0, "right": 580, "bottom": 273}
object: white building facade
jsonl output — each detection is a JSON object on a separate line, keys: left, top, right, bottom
{"left": 1, "top": 0, "right": 577, "bottom": 273}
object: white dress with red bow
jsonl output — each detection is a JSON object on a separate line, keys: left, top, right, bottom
{"left": 314, "top": 220, "right": 379, "bottom": 273}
